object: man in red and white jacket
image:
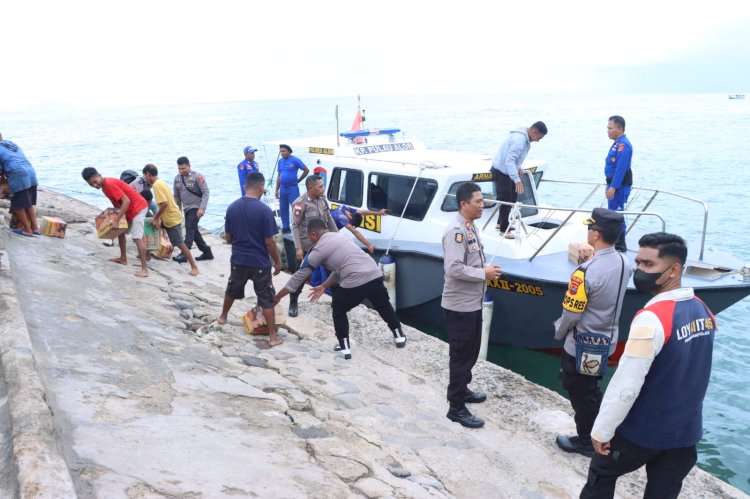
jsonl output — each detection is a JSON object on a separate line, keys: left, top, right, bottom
{"left": 582, "top": 232, "right": 717, "bottom": 499}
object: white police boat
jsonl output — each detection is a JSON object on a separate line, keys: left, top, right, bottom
{"left": 262, "top": 127, "right": 750, "bottom": 357}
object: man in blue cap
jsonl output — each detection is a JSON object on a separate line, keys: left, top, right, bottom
{"left": 237, "top": 146, "right": 259, "bottom": 196}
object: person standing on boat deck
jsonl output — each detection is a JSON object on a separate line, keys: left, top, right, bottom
{"left": 581, "top": 232, "right": 716, "bottom": 499}
{"left": 237, "top": 146, "right": 259, "bottom": 196}
{"left": 0, "top": 132, "right": 40, "bottom": 236}
{"left": 274, "top": 218, "right": 406, "bottom": 359}
{"left": 331, "top": 204, "right": 387, "bottom": 253}
{"left": 173, "top": 156, "right": 213, "bottom": 263}
{"left": 442, "top": 182, "right": 502, "bottom": 429}
{"left": 289, "top": 175, "right": 338, "bottom": 317}
{"left": 553, "top": 208, "right": 631, "bottom": 457}
{"left": 490, "top": 121, "right": 547, "bottom": 238}
{"left": 605, "top": 115, "right": 633, "bottom": 253}
{"left": 218, "top": 172, "right": 284, "bottom": 347}
{"left": 275, "top": 144, "right": 309, "bottom": 233}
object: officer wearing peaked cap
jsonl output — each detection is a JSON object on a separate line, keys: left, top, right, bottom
{"left": 442, "top": 182, "right": 502, "bottom": 429}
{"left": 553, "top": 207, "right": 632, "bottom": 457}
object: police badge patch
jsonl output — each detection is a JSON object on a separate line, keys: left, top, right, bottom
{"left": 454, "top": 233, "right": 464, "bottom": 243}
{"left": 293, "top": 203, "right": 302, "bottom": 217}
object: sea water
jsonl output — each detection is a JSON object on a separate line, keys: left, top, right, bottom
{"left": 2, "top": 93, "right": 748, "bottom": 492}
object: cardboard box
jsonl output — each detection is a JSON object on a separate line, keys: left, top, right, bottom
{"left": 154, "top": 229, "right": 173, "bottom": 259}
{"left": 143, "top": 218, "right": 160, "bottom": 251}
{"left": 242, "top": 305, "right": 286, "bottom": 335}
{"left": 95, "top": 208, "right": 128, "bottom": 239}
{"left": 40, "top": 216, "right": 67, "bottom": 238}
{"left": 568, "top": 242, "right": 595, "bottom": 265}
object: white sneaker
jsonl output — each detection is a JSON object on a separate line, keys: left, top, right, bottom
{"left": 392, "top": 327, "right": 407, "bottom": 348}
{"left": 339, "top": 338, "right": 351, "bottom": 360}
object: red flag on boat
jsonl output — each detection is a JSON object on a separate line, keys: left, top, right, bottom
{"left": 350, "top": 108, "right": 365, "bottom": 144}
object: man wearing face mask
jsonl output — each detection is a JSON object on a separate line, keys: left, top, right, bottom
{"left": 554, "top": 208, "right": 632, "bottom": 457}
{"left": 581, "top": 232, "right": 717, "bottom": 499}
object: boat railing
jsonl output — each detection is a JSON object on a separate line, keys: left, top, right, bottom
{"left": 539, "top": 179, "right": 709, "bottom": 260}
{"left": 480, "top": 198, "right": 666, "bottom": 262}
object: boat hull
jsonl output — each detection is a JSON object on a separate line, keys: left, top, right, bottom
{"left": 282, "top": 237, "right": 750, "bottom": 351}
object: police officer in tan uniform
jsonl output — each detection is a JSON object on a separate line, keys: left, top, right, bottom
{"left": 442, "top": 182, "right": 502, "bottom": 429}
{"left": 553, "top": 208, "right": 632, "bottom": 456}
{"left": 289, "top": 174, "right": 338, "bottom": 317}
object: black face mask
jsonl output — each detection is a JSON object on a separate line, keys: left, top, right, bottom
{"left": 633, "top": 269, "right": 666, "bottom": 294}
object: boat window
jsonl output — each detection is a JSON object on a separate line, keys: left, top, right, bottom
{"left": 327, "top": 168, "right": 363, "bottom": 207}
{"left": 367, "top": 173, "right": 438, "bottom": 221}
{"left": 441, "top": 172, "right": 538, "bottom": 218}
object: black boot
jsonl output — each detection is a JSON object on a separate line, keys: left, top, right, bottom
{"left": 288, "top": 293, "right": 299, "bottom": 318}
{"left": 446, "top": 403, "right": 484, "bottom": 428}
{"left": 392, "top": 326, "right": 406, "bottom": 348}
{"left": 555, "top": 435, "right": 595, "bottom": 458}
{"left": 196, "top": 249, "right": 214, "bottom": 261}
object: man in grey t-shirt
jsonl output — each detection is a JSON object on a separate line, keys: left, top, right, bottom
{"left": 274, "top": 219, "right": 406, "bottom": 359}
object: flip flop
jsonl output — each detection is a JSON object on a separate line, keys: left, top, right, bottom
{"left": 11, "top": 228, "right": 34, "bottom": 237}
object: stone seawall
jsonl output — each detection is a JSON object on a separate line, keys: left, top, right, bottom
{"left": 0, "top": 188, "right": 744, "bottom": 498}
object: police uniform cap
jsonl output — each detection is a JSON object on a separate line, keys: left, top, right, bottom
{"left": 583, "top": 208, "right": 624, "bottom": 234}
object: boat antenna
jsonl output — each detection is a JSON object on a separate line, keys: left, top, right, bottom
{"left": 335, "top": 105, "right": 340, "bottom": 147}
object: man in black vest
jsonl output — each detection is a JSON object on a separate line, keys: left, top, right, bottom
{"left": 581, "top": 233, "right": 716, "bottom": 499}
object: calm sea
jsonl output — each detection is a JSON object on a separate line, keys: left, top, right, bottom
{"left": 2, "top": 94, "right": 749, "bottom": 492}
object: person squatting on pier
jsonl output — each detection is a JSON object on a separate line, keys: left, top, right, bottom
{"left": 273, "top": 218, "right": 406, "bottom": 359}
{"left": 82, "top": 167, "right": 151, "bottom": 278}
{"left": 553, "top": 208, "right": 632, "bottom": 457}
{"left": 141, "top": 164, "right": 199, "bottom": 276}
{"left": 604, "top": 115, "right": 633, "bottom": 252}
{"left": 288, "top": 174, "right": 338, "bottom": 317}
{"left": 442, "top": 182, "right": 502, "bottom": 429}
{"left": 173, "top": 156, "right": 213, "bottom": 263}
{"left": 275, "top": 144, "right": 309, "bottom": 233}
{"left": 581, "top": 232, "right": 716, "bottom": 499}
{"left": 218, "top": 172, "right": 283, "bottom": 347}
{"left": 0, "top": 132, "right": 39, "bottom": 236}
{"left": 490, "top": 121, "right": 547, "bottom": 238}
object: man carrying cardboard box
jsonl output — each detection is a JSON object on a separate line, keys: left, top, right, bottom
{"left": 141, "top": 164, "right": 199, "bottom": 277}
{"left": 82, "top": 167, "right": 150, "bottom": 278}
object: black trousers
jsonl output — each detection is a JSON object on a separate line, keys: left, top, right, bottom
{"left": 331, "top": 277, "right": 400, "bottom": 340}
{"left": 580, "top": 432, "right": 697, "bottom": 499}
{"left": 184, "top": 208, "right": 210, "bottom": 253}
{"left": 561, "top": 352, "right": 603, "bottom": 439}
{"left": 443, "top": 308, "right": 482, "bottom": 405}
{"left": 494, "top": 171, "right": 518, "bottom": 231}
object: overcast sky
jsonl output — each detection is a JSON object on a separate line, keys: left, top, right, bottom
{"left": 2, "top": 0, "right": 750, "bottom": 111}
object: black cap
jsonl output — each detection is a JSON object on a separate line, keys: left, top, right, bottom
{"left": 583, "top": 208, "right": 624, "bottom": 234}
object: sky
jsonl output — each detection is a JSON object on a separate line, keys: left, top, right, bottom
{"left": 2, "top": 0, "right": 750, "bottom": 111}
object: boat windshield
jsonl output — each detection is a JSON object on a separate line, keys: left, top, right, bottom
{"left": 441, "top": 172, "right": 538, "bottom": 217}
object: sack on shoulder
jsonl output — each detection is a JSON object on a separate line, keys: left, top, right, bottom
{"left": 574, "top": 330, "right": 611, "bottom": 377}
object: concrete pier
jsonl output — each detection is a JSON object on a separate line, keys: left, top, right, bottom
{"left": 0, "top": 189, "right": 745, "bottom": 498}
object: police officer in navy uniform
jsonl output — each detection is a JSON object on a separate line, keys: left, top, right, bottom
{"left": 554, "top": 208, "right": 632, "bottom": 456}
{"left": 442, "top": 182, "right": 502, "bottom": 429}
{"left": 605, "top": 115, "right": 633, "bottom": 252}
{"left": 581, "top": 233, "right": 716, "bottom": 499}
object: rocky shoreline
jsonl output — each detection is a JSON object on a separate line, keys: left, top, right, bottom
{"left": 0, "top": 188, "right": 745, "bottom": 498}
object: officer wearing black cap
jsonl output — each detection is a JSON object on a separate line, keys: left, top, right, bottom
{"left": 553, "top": 207, "right": 633, "bottom": 457}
